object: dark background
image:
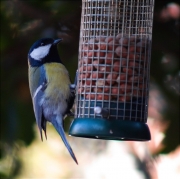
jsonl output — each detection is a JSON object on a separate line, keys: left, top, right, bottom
{"left": 0, "top": 0, "right": 179, "bottom": 178}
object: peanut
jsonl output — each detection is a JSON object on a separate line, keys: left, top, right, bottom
{"left": 105, "top": 52, "right": 114, "bottom": 64}
{"left": 91, "top": 72, "right": 104, "bottom": 79}
{"left": 116, "top": 74, "right": 126, "bottom": 83}
{"left": 105, "top": 36, "right": 116, "bottom": 43}
{"left": 97, "top": 94, "right": 110, "bottom": 100}
{"left": 119, "top": 37, "right": 129, "bottom": 46}
{"left": 78, "top": 87, "right": 84, "bottom": 93}
{"left": 95, "top": 36, "right": 106, "bottom": 42}
{"left": 95, "top": 51, "right": 106, "bottom": 59}
{"left": 79, "top": 73, "right": 91, "bottom": 79}
{"left": 87, "top": 51, "right": 94, "bottom": 57}
{"left": 120, "top": 83, "right": 132, "bottom": 93}
{"left": 96, "top": 79, "right": 106, "bottom": 86}
{"left": 115, "top": 46, "right": 127, "bottom": 58}
{"left": 112, "top": 87, "right": 119, "bottom": 94}
{"left": 86, "top": 94, "right": 95, "bottom": 100}
{"left": 98, "top": 42, "right": 107, "bottom": 50}
{"left": 116, "top": 33, "right": 123, "bottom": 41}
{"left": 86, "top": 79, "right": 96, "bottom": 86}
{"left": 119, "top": 96, "right": 131, "bottom": 102}
{"left": 128, "top": 76, "right": 143, "bottom": 82}
{"left": 99, "top": 65, "right": 111, "bottom": 72}
{"left": 108, "top": 40, "right": 118, "bottom": 51}
{"left": 122, "top": 67, "right": 134, "bottom": 75}
{"left": 106, "top": 73, "right": 118, "bottom": 85}
{"left": 80, "top": 57, "right": 92, "bottom": 64}
{"left": 127, "top": 53, "right": 140, "bottom": 60}
{"left": 93, "top": 60, "right": 104, "bottom": 70}
{"left": 79, "top": 65, "right": 93, "bottom": 72}
{"left": 93, "top": 87, "right": 103, "bottom": 93}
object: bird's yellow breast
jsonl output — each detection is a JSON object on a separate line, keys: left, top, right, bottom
{"left": 44, "top": 63, "right": 71, "bottom": 102}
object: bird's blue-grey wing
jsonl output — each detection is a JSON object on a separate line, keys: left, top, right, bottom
{"left": 32, "top": 85, "right": 45, "bottom": 140}
{"left": 29, "top": 65, "right": 47, "bottom": 140}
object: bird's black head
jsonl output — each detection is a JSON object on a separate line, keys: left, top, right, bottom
{"left": 28, "top": 38, "right": 62, "bottom": 67}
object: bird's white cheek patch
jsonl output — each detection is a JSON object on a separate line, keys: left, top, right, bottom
{"left": 30, "top": 44, "right": 51, "bottom": 60}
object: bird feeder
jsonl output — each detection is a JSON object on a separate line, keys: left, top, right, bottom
{"left": 69, "top": 0, "right": 155, "bottom": 141}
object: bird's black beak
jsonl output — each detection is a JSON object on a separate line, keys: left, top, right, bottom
{"left": 53, "top": 38, "right": 62, "bottom": 45}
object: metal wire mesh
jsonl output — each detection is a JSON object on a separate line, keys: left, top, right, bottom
{"left": 75, "top": 0, "right": 154, "bottom": 122}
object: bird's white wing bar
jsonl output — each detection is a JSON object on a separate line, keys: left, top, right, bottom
{"left": 33, "top": 82, "right": 47, "bottom": 100}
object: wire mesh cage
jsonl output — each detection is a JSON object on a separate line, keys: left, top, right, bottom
{"left": 69, "top": 0, "right": 155, "bottom": 140}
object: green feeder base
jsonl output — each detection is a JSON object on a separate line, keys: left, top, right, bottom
{"left": 69, "top": 118, "right": 151, "bottom": 141}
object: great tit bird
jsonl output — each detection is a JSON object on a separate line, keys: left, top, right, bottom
{"left": 28, "top": 38, "right": 78, "bottom": 164}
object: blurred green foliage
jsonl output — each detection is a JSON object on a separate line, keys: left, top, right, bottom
{"left": 0, "top": 0, "right": 179, "bottom": 178}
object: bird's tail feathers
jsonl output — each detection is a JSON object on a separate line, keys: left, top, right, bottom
{"left": 51, "top": 118, "right": 78, "bottom": 164}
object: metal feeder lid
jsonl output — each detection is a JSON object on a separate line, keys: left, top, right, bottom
{"left": 69, "top": 118, "right": 151, "bottom": 141}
